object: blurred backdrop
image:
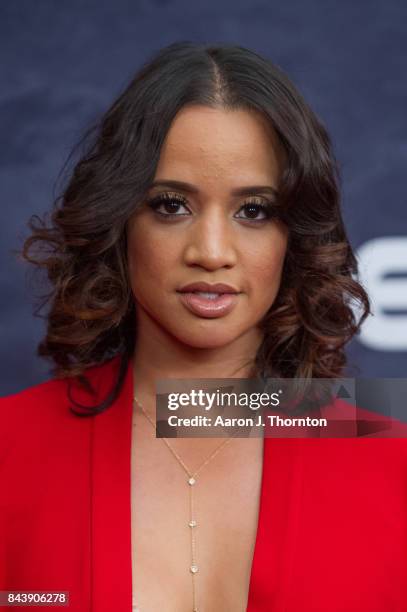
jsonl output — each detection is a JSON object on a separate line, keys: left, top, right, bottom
{"left": 1, "top": 0, "right": 406, "bottom": 396}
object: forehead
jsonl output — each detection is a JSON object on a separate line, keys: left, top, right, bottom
{"left": 154, "top": 105, "right": 285, "bottom": 185}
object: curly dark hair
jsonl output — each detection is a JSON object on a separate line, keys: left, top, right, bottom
{"left": 19, "top": 41, "right": 370, "bottom": 415}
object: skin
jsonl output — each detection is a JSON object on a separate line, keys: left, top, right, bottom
{"left": 128, "top": 105, "right": 289, "bottom": 609}
{"left": 127, "top": 106, "right": 288, "bottom": 374}
{"left": 127, "top": 104, "right": 288, "bottom": 459}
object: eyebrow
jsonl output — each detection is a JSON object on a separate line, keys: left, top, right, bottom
{"left": 149, "top": 179, "right": 279, "bottom": 197}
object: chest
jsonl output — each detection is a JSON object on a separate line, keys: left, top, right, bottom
{"left": 130, "top": 421, "right": 264, "bottom": 612}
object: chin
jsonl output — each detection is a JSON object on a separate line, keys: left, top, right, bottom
{"left": 172, "top": 323, "right": 245, "bottom": 350}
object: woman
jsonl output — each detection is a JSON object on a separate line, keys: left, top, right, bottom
{"left": 1, "top": 41, "right": 407, "bottom": 612}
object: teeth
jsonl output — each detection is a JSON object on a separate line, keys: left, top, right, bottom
{"left": 194, "top": 291, "right": 221, "bottom": 299}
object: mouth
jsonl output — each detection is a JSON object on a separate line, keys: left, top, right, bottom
{"left": 176, "top": 290, "right": 241, "bottom": 318}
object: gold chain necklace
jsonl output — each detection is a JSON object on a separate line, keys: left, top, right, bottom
{"left": 132, "top": 394, "right": 236, "bottom": 612}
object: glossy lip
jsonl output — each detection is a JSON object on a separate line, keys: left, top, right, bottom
{"left": 176, "top": 281, "right": 242, "bottom": 318}
{"left": 178, "top": 281, "right": 240, "bottom": 294}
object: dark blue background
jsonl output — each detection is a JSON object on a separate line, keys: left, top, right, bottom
{"left": 1, "top": 0, "right": 406, "bottom": 395}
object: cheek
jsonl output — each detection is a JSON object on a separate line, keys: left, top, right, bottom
{"left": 127, "top": 226, "right": 178, "bottom": 281}
{"left": 244, "top": 231, "right": 288, "bottom": 295}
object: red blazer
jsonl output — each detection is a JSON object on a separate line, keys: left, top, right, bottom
{"left": 1, "top": 355, "right": 407, "bottom": 611}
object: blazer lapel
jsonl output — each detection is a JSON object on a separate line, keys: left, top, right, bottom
{"left": 89, "top": 355, "right": 133, "bottom": 611}
{"left": 246, "top": 436, "right": 303, "bottom": 611}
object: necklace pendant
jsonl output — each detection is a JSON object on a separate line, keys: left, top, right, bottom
{"left": 188, "top": 477, "right": 196, "bottom": 485}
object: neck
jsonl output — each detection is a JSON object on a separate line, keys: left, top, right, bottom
{"left": 132, "top": 314, "right": 263, "bottom": 401}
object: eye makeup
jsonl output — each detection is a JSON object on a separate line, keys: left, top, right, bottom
{"left": 145, "top": 191, "right": 279, "bottom": 224}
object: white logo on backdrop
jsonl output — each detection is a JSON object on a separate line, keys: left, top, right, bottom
{"left": 354, "top": 237, "right": 407, "bottom": 351}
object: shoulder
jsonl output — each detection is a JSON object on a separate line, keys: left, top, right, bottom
{"left": 265, "top": 397, "right": 407, "bottom": 472}
{"left": 1, "top": 354, "right": 123, "bottom": 408}
{"left": 0, "top": 355, "right": 123, "bottom": 456}
{"left": 0, "top": 377, "right": 68, "bottom": 442}
{"left": 0, "top": 355, "right": 119, "bottom": 413}
{"left": 326, "top": 397, "right": 407, "bottom": 439}
{"left": 297, "top": 397, "right": 407, "bottom": 468}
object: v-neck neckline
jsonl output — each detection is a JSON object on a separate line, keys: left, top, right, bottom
{"left": 89, "top": 354, "right": 303, "bottom": 611}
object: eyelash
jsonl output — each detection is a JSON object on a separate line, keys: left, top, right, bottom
{"left": 145, "top": 192, "right": 277, "bottom": 223}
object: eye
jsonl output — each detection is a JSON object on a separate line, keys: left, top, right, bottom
{"left": 146, "top": 192, "right": 190, "bottom": 218}
{"left": 235, "top": 198, "right": 277, "bottom": 222}
{"left": 146, "top": 192, "right": 277, "bottom": 223}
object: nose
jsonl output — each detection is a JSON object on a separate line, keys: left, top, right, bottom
{"left": 183, "top": 208, "right": 238, "bottom": 271}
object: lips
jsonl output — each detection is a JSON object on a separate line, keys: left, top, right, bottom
{"left": 177, "top": 282, "right": 241, "bottom": 318}
{"left": 178, "top": 281, "right": 239, "bottom": 294}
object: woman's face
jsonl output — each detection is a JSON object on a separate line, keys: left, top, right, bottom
{"left": 127, "top": 105, "right": 289, "bottom": 350}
